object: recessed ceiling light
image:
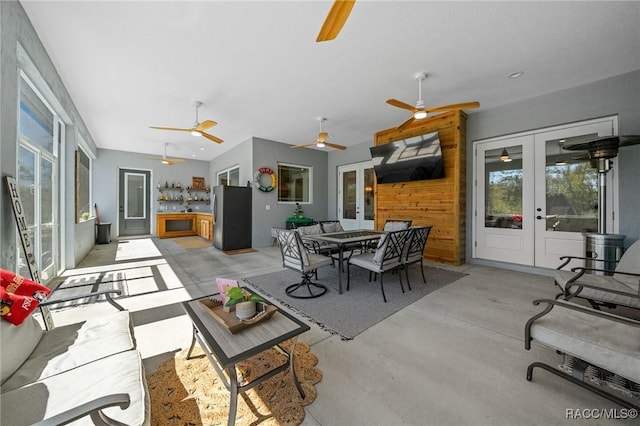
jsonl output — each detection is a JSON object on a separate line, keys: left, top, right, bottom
{"left": 200, "top": 147, "right": 205, "bottom": 151}
{"left": 508, "top": 71, "right": 524, "bottom": 79}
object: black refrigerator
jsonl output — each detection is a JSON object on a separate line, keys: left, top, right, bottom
{"left": 213, "top": 185, "right": 252, "bottom": 251}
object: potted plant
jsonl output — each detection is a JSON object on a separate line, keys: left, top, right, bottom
{"left": 224, "top": 287, "right": 265, "bottom": 319}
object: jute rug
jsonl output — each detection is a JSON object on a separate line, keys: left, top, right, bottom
{"left": 244, "top": 265, "right": 466, "bottom": 340}
{"left": 173, "top": 236, "right": 213, "bottom": 250}
{"left": 147, "top": 340, "right": 321, "bottom": 425}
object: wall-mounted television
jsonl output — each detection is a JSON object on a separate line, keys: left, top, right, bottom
{"left": 369, "top": 131, "right": 444, "bottom": 184}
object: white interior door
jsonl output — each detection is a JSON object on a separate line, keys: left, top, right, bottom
{"left": 474, "top": 116, "right": 618, "bottom": 269}
{"left": 338, "top": 162, "right": 375, "bottom": 230}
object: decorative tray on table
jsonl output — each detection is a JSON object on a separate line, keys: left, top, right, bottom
{"left": 199, "top": 298, "right": 277, "bottom": 334}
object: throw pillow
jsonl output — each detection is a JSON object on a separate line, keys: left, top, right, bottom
{"left": 1, "top": 269, "right": 51, "bottom": 326}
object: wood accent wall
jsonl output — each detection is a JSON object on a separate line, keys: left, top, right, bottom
{"left": 374, "top": 110, "right": 467, "bottom": 265}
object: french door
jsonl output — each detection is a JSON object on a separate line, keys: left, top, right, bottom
{"left": 118, "top": 169, "right": 151, "bottom": 236}
{"left": 474, "top": 117, "right": 618, "bottom": 269}
{"left": 337, "top": 162, "right": 375, "bottom": 230}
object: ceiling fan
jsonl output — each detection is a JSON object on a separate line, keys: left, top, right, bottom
{"left": 316, "top": 0, "right": 356, "bottom": 42}
{"left": 291, "top": 117, "right": 347, "bottom": 150}
{"left": 150, "top": 101, "right": 223, "bottom": 143}
{"left": 144, "top": 143, "right": 187, "bottom": 166}
{"left": 386, "top": 72, "right": 480, "bottom": 132}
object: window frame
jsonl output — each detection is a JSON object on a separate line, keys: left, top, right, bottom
{"left": 277, "top": 162, "right": 313, "bottom": 205}
{"left": 217, "top": 165, "right": 240, "bottom": 186}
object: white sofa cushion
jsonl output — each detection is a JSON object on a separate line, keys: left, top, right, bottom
{"left": 529, "top": 302, "right": 640, "bottom": 383}
{"left": 1, "top": 310, "right": 135, "bottom": 392}
{"left": 0, "top": 316, "right": 43, "bottom": 384}
{"left": 0, "top": 350, "right": 149, "bottom": 426}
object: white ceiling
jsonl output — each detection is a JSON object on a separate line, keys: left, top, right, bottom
{"left": 20, "top": 1, "right": 640, "bottom": 161}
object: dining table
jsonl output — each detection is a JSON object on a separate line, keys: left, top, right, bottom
{"left": 304, "top": 229, "right": 385, "bottom": 294}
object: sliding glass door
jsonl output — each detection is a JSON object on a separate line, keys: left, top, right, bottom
{"left": 17, "top": 76, "right": 61, "bottom": 283}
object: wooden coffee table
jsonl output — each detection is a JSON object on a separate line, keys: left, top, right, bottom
{"left": 182, "top": 288, "right": 310, "bottom": 426}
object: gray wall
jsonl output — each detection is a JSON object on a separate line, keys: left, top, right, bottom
{"left": 94, "top": 148, "right": 211, "bottom": 235}
{"left": 210, "top": 137, "right": 329, "bottom": 248}
{"left": 467, "top": 70, "right": 640, "bottom": 260}
{"left": 0, "top": 1, "right": 98, "bottom": 271}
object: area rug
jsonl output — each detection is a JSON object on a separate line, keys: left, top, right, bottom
{"left": 147, "top": 340, "right": 321, "bottom": 425}
{"left": 224, "top": 248, "right": 258, "bottom": 255}
{"left": 173, "top": 236, "right": 213, "bottom": 250}
{"left": 244, "top": 265, "right": 466, "bottom": 340}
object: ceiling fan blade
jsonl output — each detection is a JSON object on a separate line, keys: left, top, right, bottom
{"left": 324, "top": 142, "right": 347, "bottom": 150}
{"left": 201, "top": 132, "right": 223, "bottom": 144}
{"left": 165, "top": 157, "right": 187, "bottom": 163}
{"left": 196, "top": 120, "right": 217, "bottom": 131}
{"left": 317, "top": 132, "right": 329, "bottom": 142}
{"left": 291, "top": 142, "right": 319, "bottom": 149}
{"left": 149, "top": 126, "right": 191, "bottom": 132}
{"left": 397, "top": 116, "right": 416, "bottom": 132}
{"left": 316, "top": 0, "right": 356, "bottom": 42}
{"left": 426, "top": 101, "right": 480, "bottom": 114}
{"left": 386, "top": 98, "right": 418, "bottom": 113}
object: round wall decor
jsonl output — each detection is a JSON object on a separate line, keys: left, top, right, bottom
{"left": 254, "top": 167, "right": 277, "bottom": 192}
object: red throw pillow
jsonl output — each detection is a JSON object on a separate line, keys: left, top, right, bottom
{"left": 1, "top": 269, "right": 51, "bottom": 326}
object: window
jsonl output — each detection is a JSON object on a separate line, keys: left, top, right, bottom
{"left": 76, "top": 146, "right": 92, "bottom": 222}
{"left": 217, "top": 166, "right": 240, "bottom": 186}
{"left": 278, "top": 163, "right": 312, "bottom": 203}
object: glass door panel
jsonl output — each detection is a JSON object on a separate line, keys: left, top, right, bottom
{"left": 40, "top": 156, "right": 55, "bottom": 280}
{"left": 363, "top": 168, "right": 375, "bottom": 221}
{"left": 342, "top": 170, "right": 357, "bottom": 220}
{"left": 18, "top": 146, "right": 36, "bottom": 277}
{"left": 125, "top": 172, "right": 146, "bottom": 219}
{"left": 484, "top": 145, "right": 524, "bottom": 230}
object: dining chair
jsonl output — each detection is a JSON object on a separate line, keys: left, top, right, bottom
{"left": 383, "top": 219, "right": 412, "bottom": 231}
{"left": 401, "top": 226, "right": 433, "bottom": 290}
{"left": 346, "top": 229, "right": 411, "bottom": 302}
{"left": 277, "top": 229, "right": 332, "bottom": 298}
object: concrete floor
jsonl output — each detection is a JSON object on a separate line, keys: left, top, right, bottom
{"left": 48, "top": 237, "right": 629, "bottom": 425}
